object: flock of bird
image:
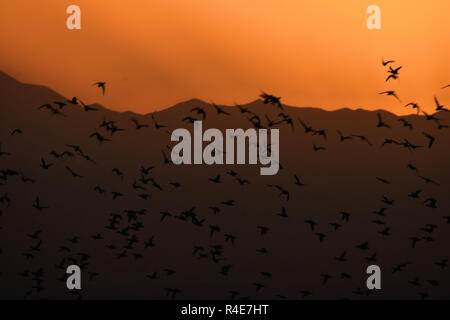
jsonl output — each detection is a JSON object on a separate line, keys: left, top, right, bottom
{"left": 1, "top": 59, "right": 450, "bottom": 300}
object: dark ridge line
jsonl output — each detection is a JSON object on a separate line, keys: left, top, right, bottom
{"left": 0, "top": 70, "right": 431, "bottom": 119}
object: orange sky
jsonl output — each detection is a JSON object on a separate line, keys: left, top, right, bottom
{"left": 0, "top": 1, "right": 448, "bottom": 114}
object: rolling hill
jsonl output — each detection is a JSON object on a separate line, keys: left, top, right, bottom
{"left": 1, "top": 71, "right": 450, "bottom": 299}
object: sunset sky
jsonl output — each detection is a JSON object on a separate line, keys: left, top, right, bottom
{"left": 0, "top": 1, "right": 448, "bottom": 114}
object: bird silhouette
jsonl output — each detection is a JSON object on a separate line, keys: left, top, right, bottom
{"left": 408, "top": 189, "right": 422, "bottom": 199}
{"left": 209, "top": 175, "right": 221, "bottom": 183}
{"left": 356, "top": 242, "right": 369, "bottom": 250}
{"left": 267, "top": 185, "right": 290, "bottom": 200}
{"left": 422, "top": 111, "right": 439, "bottom": 121}
{"left": 376, "top": 113, "right": 391, "bottom": 128}
{"left": 236, "top": 178, "right": 249, "bottom": 185}
{"left": 79, "top": 100, "right": 99, "bottom": 112}
{"left": 387, "top": 65, "right": 402, "bottom": 78}
{"left": 151, "top": 115, "right": 167, "bottom": 129}
{"left": 32, "top": 197, "right": 49, "bottom": 212}
{"left": 329, "top": 222, "right": 342, "bottom": 230}
{"left": 130, "top": 117, "right": 149, "bottom": 130}
{"left": 320, "top": 274, "right": 332, "bottom": 285}
{"left": 381, "top": 138, "right": 400, "bottom": 147}
{"left": 67, "top": 97, "right": 79, "bottom": 104}
{"left": 259, "top": 92, "right": 282, "bottom": 108}
{"left": 265, "top": 115, "right": 281, "bottom": 127}
{"left": 389, "top": 65, "right": 402, "bottom": 74}
{"left": 419, "top": 176, "right": 439, "bottom": 186}
{"left": 382, "top": 196, "right": 395, "bottom": 206}
{"left": 40, "top": 158, "right": 53, "bottom": 170}
{"left": 212, "top": 103, "right": 231, "bottom": 116}
{"left": 398, "top": 118, "right": 414, "bottom": 130}
{"left": 373, "top": 207, "right": 388, "bottom": 217}
{"left": 169, "top": 182, "right": 181, "bottom": 188}
{"left": 379, "top": 91, "right": 401, "bottom": 102}
{"left": 381, "top": 58, "right": 395, "bottom": 66}
{"left": 435, "top": 119, "right": 449, "bottom": 130}
{"left": 0, "top": 143, "right": 11, "bottom": 157}
{"left": 53, "top": 101, "right": 67, "bottom": 109}
{"left": 408, "top": 237, "right": 420, "bottom": 248}
{"left": 435, "top": 259, "right": 448, "bottom": 269}
{"left": 209, "top": 225, "right": 220, "bottom": 238}
{"left": 10, "top": 128, "right": 23, "bottom": 135}
{"left": 392, "top": 263, "right": 410, "bottom": 274}
{"left": 66, "top": 166, "right": 82, "bottom": 178}
{"left": 276, "top": 207, "right": 288, "bottom": 218}
{"left": 111, "top": 191, "right": 123, "bottom": 200}
{"left": 294, "top": 174, "right": 306, "bottom": 187}
{"left": 182, "top": 116, "right": 197, "bottom": 124}
{"left": 352, "top": 135, "right": 372, "bottom": 146}
{"left": 236, "top": 104, "right": 253, "bottom": 114}
{"left": 208, "top": 206, "right": 220, "bottom": 215}
{"left": 93, "top": 82, "right": 106, "bottom": 95}
{"left": 378, "top": 227, "right": 390, "bottom": 236}
{"left": 422, "top": 132, "right": 435, "bottom": 148}
{"left": 298, "top": 118, "right": 314, "bottom": 133}
{"left": 257, "top": 226, "right": 269, "bottom": 236}
{"left": 340, "top": 211, "right": 350, "bottom": 222}
{"left": 312, "top": 129, "right": 327, "bottom": 141}
{"left": 337, "top": 130, "right": 353, "bottom": 141}
{"left": 376, "top": 177, "right": 390, "bottom": 184}
{"left": 335, "top": 251, "right": 347, "bottom": 262}
{"left": 224, "top": 234, "right": 236, "bottom": 245}
{"left": 90, "top": 130, "right": 111, "bottom": 143}
{"left": 386, "top": 73, "right": 398, "bottom": 82}
{"left": 305, "top": 219, "right": 317, "bottom": 231}
{"left": 221, "top": 200, "right": 235, "bottom": 206}
{"left": 313, "top": 144, "right": 326, "bottom": 152}
{"left": 404, "top": 103, "right": 420, "bottom": 115}
{"left": 106, "top": 123, "right": 125, "bottom": 135}
{"left": 191, "top": 107, "right": 206, "bottom": 120}
{"left": 434, "top": 95, "right": 448, "bottom": 112}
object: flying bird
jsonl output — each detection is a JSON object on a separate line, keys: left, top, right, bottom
{"left": 79, "top": 100, "right": 99, "bottom": 112}
{"left": 352, "top": 135, "right": 372, "bottom": 146}
{"left": 434, "top": 96, "right": 448, "bottom": 112}
{"left": 130, "top": 117, "right": 149, "bottom": 130}
{"left": 405, "top": 102, "right": 421, "bottom": 114}
{"left": 151, "top": 114, "right": 167, "bottom": 129}
{"left": 10, "top": 128, "right": 23, "bottom": 135}
{"left": 379, "top": 91, "right": 400, "bottom": 102}
{"left": 376, "top": 113, "right": 391, "bottom": 128}
{"left": 93, "top": 82, "right": 106, "bottom": 95}
{"left": 398, "top": 118, "right": 413, "bottom": 130}
{"left": 259, "top": 92, "right": 282, "bottom": 109}
{"left": 388, "top": 65, "right": 402, "bottom": 75}
{"left": 422, "top": 132, "right": 435, "bottom": 148}
{"left": 381, "top": 58, "right": 395, "bottom": 66}
{"left": 212, "top": 103, "right": 231, "bottom": 116}
{"left": 67, "top": 97, "right": 79, "bottom": 104}
{"left": 337, "top": 130, "right": 353, "bottom": 141}
{"left": 191, "top": 107, "right": 206, "bottom": 120}
{"left": 294, "top": 174, "right": 306, "bottom": 187}
{"left": 422, "top": 111, "right": 439, "bottom": 121}
{"left": 0, "top": 143, "right": 11, "bottom": 157}
{"left": 33, "top": 197, "right": 49, "bottom": 212}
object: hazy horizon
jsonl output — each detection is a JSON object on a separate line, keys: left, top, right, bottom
{"left": 0, "top": 70, "right": 436, "bottom": 117}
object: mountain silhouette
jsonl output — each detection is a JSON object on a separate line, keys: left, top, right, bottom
{"left": 1, "top": 71, "right": 450, "bottom": 300}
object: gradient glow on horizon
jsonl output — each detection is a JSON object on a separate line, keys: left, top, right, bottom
{"left": 0, "top": 0, "right": 448, "bottom": 114}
